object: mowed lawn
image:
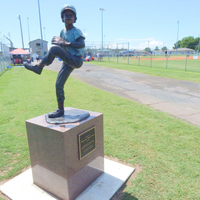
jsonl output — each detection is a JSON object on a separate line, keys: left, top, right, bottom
{"left": 0, "top": 66, "right": 200, "bottom": 200}
{"left": 103, "top": 55, "right": 200, "bottom": 73}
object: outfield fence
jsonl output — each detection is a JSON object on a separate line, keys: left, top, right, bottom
{"left": 1, "top": 41, "right": 200, "bottom": 73}
{"left": 85, "top": 42, "right": 200, "bottom": 73}
{"left": 0, "top": 42, "right": 11, "bottom": 73}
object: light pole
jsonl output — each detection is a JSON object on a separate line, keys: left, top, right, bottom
{"left": 27, "top": 17, "right": 31, "bottom": 52}
{"left": 17, "top": 15, "right": 24, "bottom": 49}
{"left": 4, "top": 34, "right": 13, "bottom": 48}
{"left": 0, "top": 31, "right": 3, "bottom": 56}
{"left": 0, "top": 31, "right": 2, "bottom": 45}
{"left": 99, "top": 8, "right": 105, "bottom": 55}
{"left": 38, "top": 0, "right": 44, "bottom": 56}
{"left": 104, "top": 35, "right": 105, "bottom": 50}
{"left": 43, "top": 27, "right": 46, "bottom": 40}
{"left": 176, "top": 20, "right": 179, "bottom": 55}
{"left": 8, "top": 32, "right": 14, "bottom": 48}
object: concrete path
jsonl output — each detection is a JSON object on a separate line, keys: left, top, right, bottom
{"left": 44, "top": 59, "right": 200, "bottom": 127}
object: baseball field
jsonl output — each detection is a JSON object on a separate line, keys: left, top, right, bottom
{"left": 103, "top": 54, "right": 200, "bottom": 72}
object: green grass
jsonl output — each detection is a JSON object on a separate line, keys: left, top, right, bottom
{"left": 102, "top": 54, "right": 200, "bottom": 73}
{"left": 0, "top": 67, "right": 200, "bottom": 199}
{"left": 90, "top": 60, "right": 200, "bottom": 83}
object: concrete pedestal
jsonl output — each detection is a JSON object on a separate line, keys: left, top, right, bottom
{"left": 0, "top": 158, "right": 135, "bottom": 200}
{"left": 25, "top": 107, "right": 104, "bottom": 200}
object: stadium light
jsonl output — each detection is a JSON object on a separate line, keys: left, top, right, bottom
{"left": 27, "top": 17, "right": 31, "bottom": 52}
{"left": 38, "top": 0, "right": 44, "bottom": 56}
{"left": 4, "top": 34, "right": 13, "bottom": 48}
{"left": 0, "top": 31, "right": 3, "bottom": 56}
{"left": 176, "top": 21, "right": 179, "bottom": 54}
{"left": 43, "top": 27, "right": 46, "bottom": 41}
{"left": 99, "top": 8, "right": 105, "bottom": 55}
{"left": 17, "top": 15, "right": 24, "bottom": 49}
{"left": 0, "top": 31, "right": 2, "bottom": 43}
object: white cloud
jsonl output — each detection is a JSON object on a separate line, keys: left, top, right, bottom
{"left": 117, "top": 38, "right": 154, "bottom": 42}
{"left": 85, "top": 38, "right": 172, "bottom": 50}
{"left": 116, "top": 38, "right": 165, "bottom": 50}
{"left": 138, "top": 40, "right": 163, "bottom": 50}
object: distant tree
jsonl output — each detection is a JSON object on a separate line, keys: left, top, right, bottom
{"left": 173, "top": 40, "right": 181, "bottom": 49}
{"left": 154, "top": 46, "right": 159, "bottom": 51}
{"left": 144, "top": 47, "right": 151, "bottom": 52}
{"left": 161, "top": 46, "right": 168, "bottom": 51}
{"left": 195, "top": 44, "right": 200, "bottom": 51}
{"left": 194, "top": 37, "right": 200, "bottom": 51}
{"left": 181, "top": 36, "right": 198, "bottom": 49}
{"left": 173, "top": 36, "right": 199, "bottom": 50}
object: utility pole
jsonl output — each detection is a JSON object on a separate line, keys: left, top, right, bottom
{"left": 99, "top": 8, "right": 105, "bottom": 55}
{"left": 38, "top": 0, "right": 44, "bottom": 56}
{"left": 27, "top": 17, "right": 31, "bottom": 52}
{"left": 43, "top": 27, "right": 46, "bottom": 40}
{"left": 17, "top": 15, "right": 24, "bottom": 49}
{"left": 176, "top": 20, "right": 179, "bottom": 55}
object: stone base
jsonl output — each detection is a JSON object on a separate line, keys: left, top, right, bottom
{"left": 0, "top": 158, "right": 134, "bottom": 200}
{"left": 26, "top": 107, "right": 104, "bottom": 200}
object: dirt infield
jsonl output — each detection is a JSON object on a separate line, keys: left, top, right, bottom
{"left": 130, "top": 56, "right": 198, "bottom": 61}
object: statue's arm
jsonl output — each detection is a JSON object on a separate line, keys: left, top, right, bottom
{"left": 52, "top": 36, "right": 85, "bottom": 48}
{"left": 66, "top": 37, "right": 85, "bottom": 48}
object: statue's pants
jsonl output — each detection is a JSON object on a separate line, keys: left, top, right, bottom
{"left": 42, "top": 45, "right": 83, "bottom": 103}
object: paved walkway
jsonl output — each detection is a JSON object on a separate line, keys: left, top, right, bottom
{"left": 44, "top": 59, "right": 200, "bottom": 127}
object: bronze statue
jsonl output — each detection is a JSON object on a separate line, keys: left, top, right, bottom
{"left": 24, "top": 5, "right": 85, "bottom": 118}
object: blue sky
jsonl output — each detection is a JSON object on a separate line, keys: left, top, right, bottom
{"left": 0, "top": 0, "right": 200, "bottom": 51}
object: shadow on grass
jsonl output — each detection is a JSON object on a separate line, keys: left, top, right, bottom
{"left": 0, "top": 68, "right": 12, "bottom": 78}
{"left": 122, "top": 192, "right": 138, "bottom": 200}
{"left": 110, "top": 182, "right": 138, "bottom": 200}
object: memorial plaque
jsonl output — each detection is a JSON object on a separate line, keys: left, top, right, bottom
{"left": 26, "top": 108, "right": 104, "bottom": 200}
{"left": 78, "top": 127, "right": 96, "bottom": 160}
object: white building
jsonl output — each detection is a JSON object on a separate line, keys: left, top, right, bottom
{"left": 29, "top": 39, "right": 48, "bottom": 57}
{"left": 169, "top": 48, "right": 195, "bottom": 55}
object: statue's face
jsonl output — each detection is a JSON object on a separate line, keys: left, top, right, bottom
{"left": 62, "top": 10, "right": 75, "bottom": 25}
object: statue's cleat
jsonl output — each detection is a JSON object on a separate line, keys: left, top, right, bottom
{"left": 48, "top": 108, "right": 64, "bottom": 118}
{"left": 24, "top": 63, "right": 43, "bottom": 75}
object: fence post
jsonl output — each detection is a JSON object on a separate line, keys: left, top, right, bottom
{"left": 0, "top": 58, "right": 2, "bottom": 73}
{"left": 138, "top": 54, "right": 140, "bottom": 66}
{"left": 166, "top": 55, "right": 168, "bottom": 69}
{"left": 185, "top": 54, "right": 187, "bottom": 71}
{"left": 117, "top": 43, "right": 118, "bottom": 63}
{"left": 150, "top": 52, "right": 152, "bottom": 67}
{"left": 127, "top": 42, "right": 129, "bottom": 65}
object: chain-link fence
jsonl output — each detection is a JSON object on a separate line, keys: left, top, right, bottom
{"left": 0, "top": 42, "right": 11, "bottom": 73}
{"left": 84, "top": 42, "right": 200, "bottom": 73}
{"left": 1, "top": 40, "right": 199, "bottom": 73}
